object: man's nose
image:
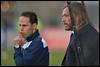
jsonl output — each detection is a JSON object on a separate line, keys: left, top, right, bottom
{"left": 19, "top": 26, "right": 24, "bottom": 32}
{"left": 62, "top": 18, "right": 64, "bottom": 22}
{"left": 62, "top": 18, "right": 65, "bottom": 23}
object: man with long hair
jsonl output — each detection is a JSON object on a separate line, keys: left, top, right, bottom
{"left": 61, "top": 2, "right": 99, "bottom": 66}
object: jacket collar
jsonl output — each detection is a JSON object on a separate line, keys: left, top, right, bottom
{"left": 26, "top": 30, "right": 40, "bottom": 42}
{"left": 78, "top": 24, "right": 92, "bottom": 36}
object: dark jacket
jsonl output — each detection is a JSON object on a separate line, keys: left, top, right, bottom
{"left": 14, "top": 30, "right": 49, "bottom": 66}
{"left": 62, "top": 24, "right": 99, "bottom": 66}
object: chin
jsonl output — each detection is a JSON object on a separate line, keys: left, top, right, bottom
{"left": 65, "top": 29, "right": 71, "bottom": 31}
{"left": 65, "top": 27, "right": 70, "bottom": 31}
{"left": 65, "top": 26, "right": 73, "bottom": 31}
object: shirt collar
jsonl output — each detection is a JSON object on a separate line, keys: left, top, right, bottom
{"left": 22, "top": 41, "right": 32, "bottom": 49}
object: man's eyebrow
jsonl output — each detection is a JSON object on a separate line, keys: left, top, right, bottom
{"left": 62, "top": 14, "right": 69, "bottom": 17}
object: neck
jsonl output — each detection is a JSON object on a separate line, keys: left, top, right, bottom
{"left": 26, "top": 29, "right": 39, "bottom": 42}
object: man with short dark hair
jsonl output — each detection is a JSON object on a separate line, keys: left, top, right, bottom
{"left": 13, "top": 12, "right": 49, "bottom": 66}
{"left": 61, "top": 2, "right": 99, "bottom": 66}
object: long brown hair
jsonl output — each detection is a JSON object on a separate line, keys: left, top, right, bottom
{"left": 64, "top": 2, "right": 90, "bottom": 30}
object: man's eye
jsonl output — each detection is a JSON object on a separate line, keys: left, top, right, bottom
{"left": 19, "top": 24, "right": 21, "bottom": 26}
{"left": 19, "top": 25, "right": 27, "bottom": 27}
{"left": 64, "top": 14, "right": 69, "bottom": 17}
{"left": 23, "top": 25, "right": 27, "bottom": 26}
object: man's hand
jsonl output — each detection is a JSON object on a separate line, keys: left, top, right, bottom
{"left": 13, "top": 32, "right": 26, "bottom": 46}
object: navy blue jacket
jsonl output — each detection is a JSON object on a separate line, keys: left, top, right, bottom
{"left": 14, "top": 30, "right": 49, "bottom": 66}
{"left": 62, "top": 24, "right": 99, "bottom": 66}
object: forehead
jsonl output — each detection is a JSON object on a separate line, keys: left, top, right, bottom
{"left": 19, "top": 16, "right": 29, "bottom": 22}
{"left": 62, "top": 7, "right": 69, "bottom": 15}
{"left": 18, "top": 16, "right": 30, "bottom": 24}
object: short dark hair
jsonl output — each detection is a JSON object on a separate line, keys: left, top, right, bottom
{"left": 21, "top": 12, "right": 38, "bottom": 24}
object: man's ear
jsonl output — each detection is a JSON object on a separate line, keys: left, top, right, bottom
{"left": 76, "top": 15, "right": 80, "bottom": 25}
{"left": 32, "top": 23, "right": 37, "bottom": 30}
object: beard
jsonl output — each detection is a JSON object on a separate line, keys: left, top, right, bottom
{"left": 64, "top": 23, "right": 73, "bottom": 31}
